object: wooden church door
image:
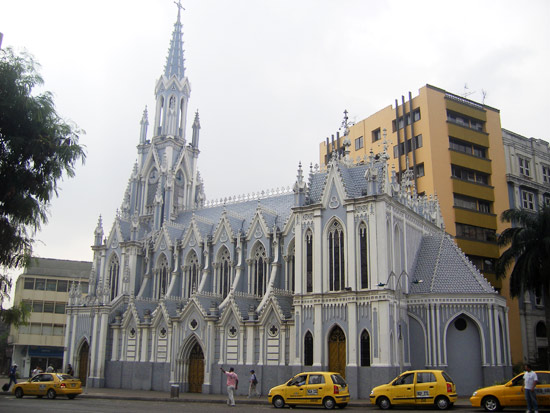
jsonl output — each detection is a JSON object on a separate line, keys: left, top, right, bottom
{"left": 328, "top": 326, "right": 346, "bottom": 378}
{"left": 78, "top": 341, "right": 89, "bottom": 386}
{"left": 188, "top": 343, "right": 204, "bottom": 393}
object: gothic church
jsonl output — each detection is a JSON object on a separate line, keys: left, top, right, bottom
{"left": 64, "top": 6, "right": 512, "bottom": 398}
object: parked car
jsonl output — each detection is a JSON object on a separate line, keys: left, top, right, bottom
{"left": 12, "top": 373, "right": 82, "bottom": 399}
{"left": 470, "top": 370, "right": 550, "bottom": 412}
{"left": 268, "top": 371, "right": 349, "bottom": 409}
{"left": 369, "top": 369, "right": 457, "bottom": 410}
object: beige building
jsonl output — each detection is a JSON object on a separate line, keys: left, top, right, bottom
{"left": 9, "top": 258, "right": 91, "bottom": 377}
{"left": 319, "top": 84, "right": 518, "bottom": 360}
{"left": 502, "top": 128, "right": 550, "bottom": 366}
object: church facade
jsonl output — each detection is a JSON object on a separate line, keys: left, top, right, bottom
{"left": 64, "top": 7, "right": 512, "bottom": 398}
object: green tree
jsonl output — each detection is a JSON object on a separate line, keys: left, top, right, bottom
{"left": 497, "top": 206, "right": 550, "bottom": 368}
{"left": 0, "top": 47, "right": 85, "bottom": 327}
{"left": 0, "top": 47, "right": 85, "bottom": 270}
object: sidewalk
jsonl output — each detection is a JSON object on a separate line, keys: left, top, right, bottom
{"left": 1, "top": 379, "right": 472, "bottom": 408}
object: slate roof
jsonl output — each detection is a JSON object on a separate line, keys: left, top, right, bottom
{"left": 409, "top": 233, "right": 495, "bottom": 294}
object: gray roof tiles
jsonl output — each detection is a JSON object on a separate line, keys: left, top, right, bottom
{"left": 410, "top": 233, "right": 495, "bottom": 295}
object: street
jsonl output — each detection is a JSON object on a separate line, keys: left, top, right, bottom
{"left": 0, "top": 394, "right": 501, "bottom": 413}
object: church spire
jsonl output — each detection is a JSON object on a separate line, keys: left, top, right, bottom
{"left": 164, "top": 0, "right": 185, "bottom": 79}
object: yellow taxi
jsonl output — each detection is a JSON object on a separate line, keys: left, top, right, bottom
{"left": 12, "top": 372, "right": 82, "bottom": 399}
{"left": 369, "top": 370, "right": 457, "bottom": 410}
{"left": 268, "top": 371, "right": 350, "bottom": 409}
{"left": 470, "top": 370, "right": 550, "bottom": 412}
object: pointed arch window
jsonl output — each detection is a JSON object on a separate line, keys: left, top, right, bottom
{"left": 287, "top": 240, "right": 295, "bottom": 292}
{"left": 360, "top": 330, "right": 371, "bottom": 366}
{"left": 306, "top": 230, "right": 313, "bottom": 293}
{"left": 146, "top": 167, "right": 159, "bottom": 209}
{"left": 304, "top": 331, "right": 313, "bottom": 366}
{"left": 109, "top": 255, "right": 120, "bottom": 301}
{"left": 217, "top": 248, "right": 231, "bottom": 298}
{"left": 252, "top": 243, "right": 268, "bottom": 296}
{"left": 156, "top": 255, "right": 169, "bottom": 299}
{"left": 359, "top": 223, "right": 369, "bottom": 289}
{"left": 184, "top": 251, "right": 200, "bottom": 298}
{"left": 393, "top": 225, "right": 404, "bottom": 279}
{"left": 328, "top": 221, "right": 345, "bottom": 291}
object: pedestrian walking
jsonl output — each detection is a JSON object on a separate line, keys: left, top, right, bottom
{"left": 8, "top": 364, "right": 17, "bottom": 388}
{"left": 31, "top": 365, "right": 42, "bottom": 377}
{"left": 220, "top": 366, "right": 238, "bottom": 406}
{"left": 523, "top": 364, "right": 538, "bottom": 413}
{"left": 248, "top": 369, "right": 260, "bottom": 398}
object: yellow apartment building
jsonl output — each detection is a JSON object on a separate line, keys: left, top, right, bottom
{"left": 319, "top": 84, "right": 519, "bottom": 361}
{"left": 8, "top": 258, "right": 91, "bottom": 377}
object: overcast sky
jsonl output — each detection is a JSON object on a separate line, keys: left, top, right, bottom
{"left": 1, "top": 0, "right": 549, "bottom": 282}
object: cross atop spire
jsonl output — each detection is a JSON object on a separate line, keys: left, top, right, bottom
{"left": 164, "top": 1, "right": 186, "bottom": 79}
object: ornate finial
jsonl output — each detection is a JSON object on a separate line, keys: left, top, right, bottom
{"left": 340, "top": 110, "right": 354, "bottom": 137}
{"left": 174, "top": 0, "right": 185, "bottom": 16}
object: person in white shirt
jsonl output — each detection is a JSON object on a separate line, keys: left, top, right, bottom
{"left": 523, "top": 364, "right": 538, "bottom": 413}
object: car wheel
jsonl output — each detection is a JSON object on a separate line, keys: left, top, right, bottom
{"left": 67, "top": 394, "right": 77, "bottom": 399}
{"left": 272, "top": 395, "right": 285, "bottom": 408}
{"left": 434, "top": 396, "right": 450, "bottom": 410}
{"left": 46, "top": 388, "right": 57, "bottom": 399}
{"left": 337, "top": 403, "right": 348, "bottom": 409}
{"left": 14, "top": 387, "right": 24, "bottom": 398}
{"left": 482, "top": 396, "right": 501, "bottom": 412}
{"left": 323, "top": 396, "right": 336, "bottom": 409}
{"left": 377, "top": 396, "right": 391, "bottom": 410}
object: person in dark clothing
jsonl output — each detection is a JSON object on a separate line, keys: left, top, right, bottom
{"left": 8, "top": 364, "right": 18, "bottom": 388}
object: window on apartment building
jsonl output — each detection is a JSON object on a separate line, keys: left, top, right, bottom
{"left": 372, "top": 128, "right": 381, "bottom": 142}
{"left": 54, "top": 303, "right": 66, "bottom": 314}
{"left": 81, "top": 282, "right": 89, "bottom": 294}
{"left": 392, "top": 109, "right": 421, "bottom": 132}
{"left": 453, "top": 193, "right": 492, "bottom": 213}
{"left": 34, "top": 278, "right": 45, "bottom": 290}
{"left": 30, "top": 324, "right": 42, "bottom": 334}
{"left": 53, "top": 324, "right": 65, "bottom": 336}
{"left": 42, "top": 324, "right": 53, "bottom": 335}
{"left": 355, "top": 136, "right": 364, "bottom": 150}
{"left": 46, "top": 279, "right": 57, "bottom": 291}
{"left": 449, "top": 137, "right": 487, "bottom": 158}
{"left": 521, "top": 190, "right": 536, "bottom": 210}
{"left": 544, "top": 195, "right": 550, "bottom": 206}
{"left": 393, "top": 134, "right": 423, "bottom": 158}
{"left": 43, "top": 302, "right": 54, "bottom": 313}
{"left": 456, "top": 223, "right": 496, "bottom": 242}
{"left": 57, "top": 280, "right": 68, "bottom": 292}
{"left": 446, "top": 110, "right": 484, "bottom": 131}
{"left": 542, "top": 164, "right": 550, "bottom": 183}
{"left": 24, "top": 277, "right": 35, "bottom": 289}
{"left": 451, "top": 164, "right": 489, "bottom": 185}
{"left": 416, "top": 163, "right": 425, "bottom": 177}
{"left": 519, "top": 157, "right": 531, "bottom": 177}
{"left": 467, "top": 255, "right": 495, "bottom": 273}
{"left": 32, "top": 301, "right": 44, "bottom": 312}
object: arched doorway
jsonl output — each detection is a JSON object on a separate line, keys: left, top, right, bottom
{"left": 328, "top": 326, "right": 346, "bottom": 378}
{"left": 78, "top": 341, "right": 89, "bottom": 386}
{"left": 446, "top": 315, "right": 482, "bottom": 396}
{"left": 188, "top": 343, "right": 204, "bottom": 393}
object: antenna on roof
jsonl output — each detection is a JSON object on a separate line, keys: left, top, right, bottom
{"left": 481, "top": 89, "right": 487, "bottom": 104}
{"left": 462, "top": 83, "right": 475, "bottom": 98}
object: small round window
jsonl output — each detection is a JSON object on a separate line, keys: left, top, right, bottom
{"left": 454, "top": 318, "right": 467, "bottom": 331}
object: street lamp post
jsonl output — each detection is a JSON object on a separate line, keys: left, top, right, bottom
{"left": 377, "top": 273, "right": 422, "bottom": 373}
